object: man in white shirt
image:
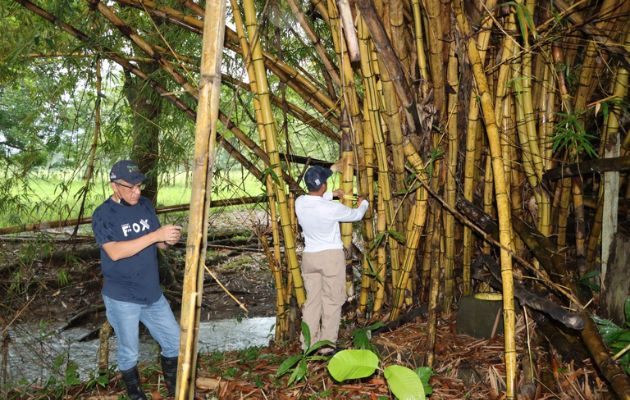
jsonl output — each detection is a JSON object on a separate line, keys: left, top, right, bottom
{"left": 295, "top": 165, "right": 369, "bottom": 354}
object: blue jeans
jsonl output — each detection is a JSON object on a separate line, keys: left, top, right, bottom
{"left": 103, "top": 294, "right": 180, "bottom": 371}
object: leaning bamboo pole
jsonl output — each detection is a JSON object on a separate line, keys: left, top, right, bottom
{"left": 177, "top": 0, "right": 227, "bottom": 397}
{"left": 241, "top": 0, "right": 306, "bottom": 305}
{"left": 114, "top": 0, "right": 341, "bottom": 127}
{"left": 462, "top": 0, "right": 497, "bottom": 296}
{"left": 455, "top": 1, "right": 517, "bottom": 397}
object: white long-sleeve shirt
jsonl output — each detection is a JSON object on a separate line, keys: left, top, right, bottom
{"left": 295, "top": 192, "right": 369, "bottom": 253}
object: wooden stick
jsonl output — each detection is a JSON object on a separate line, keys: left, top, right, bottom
{"left": 203, "top": 265, "right": 248, "bottom": 314}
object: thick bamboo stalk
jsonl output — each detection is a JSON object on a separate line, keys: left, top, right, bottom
{"left": 515, "top": 0, "right": 544, "bottom": 183}
{"left": 242, "top": 0, "right": 306, "bottom": 305}
{"left": 461, "top": 0, "right": 497, "bottom": 295}
{"left": 410, "top": 0, "right": 429, "bottom": 97}
{"left": 178, "top": 0, "right": 227, "bottom": 397}
{"left": 423, "top": 0, "right": 445, "bottom": 118}
{"left": 260, "top": 234, "right": 287, "bottom": 339}
{"left": 373, "top": 186, "right": 387, "bottom": 316}
{"left": 390, "top": 187, "right": 428, "bottom": 320}
{"left": 356, "top": 17, "right": 400, "bottom": 291}
{"left": 455, "top": 1, "right": 517, "bottom": 396}
{"left": 425, "top": 208, "right": 442, "bottom": 367}
{"left": 337, "top": 0, "right": 360, "bottom": 62}
{"left": 482, "top": 156, "right": 494, "bottom": 255}
{"left": 341, "top": 123, "right": 355, "bottom": 298}
{"left": 443, "top": 40, "right": 458, "bottom": 314}
{"left": 388, "top": 0, "right": 410, "bottom": 77}
{"left": 229, "top": 0, "right": 292, "bottom": 319}
{"left": 357, "top": 101, "right": 376, "bottom": 316}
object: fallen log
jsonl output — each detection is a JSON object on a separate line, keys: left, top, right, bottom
{"left": 472, "top": 255, "right": 584, "bottom": 330}
{"left": 0, "top": 195, "right": 267, "bottom": 235}
{"left": 457, "top": 197, "right": 630, "bottom": 399}
{"left": 543, "top": 156, "right": 630, "bottom": 181}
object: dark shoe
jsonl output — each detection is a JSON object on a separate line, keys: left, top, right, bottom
{"left": 317, "top": 346, "right": 341, "bottom": 356}
{"left": 161, "top": 355, "right": 178, "bottom": 397}
{"left": 120, "top": 366, "right": 147, "bottom": 400}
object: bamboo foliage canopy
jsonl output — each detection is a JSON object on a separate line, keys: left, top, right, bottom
{"left": 4, "top": 0, "right": 630, "bottom": 398}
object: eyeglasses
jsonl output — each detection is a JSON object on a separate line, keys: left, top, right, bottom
{"left": 115, "top": 181, "right": 145, "bottom": 191}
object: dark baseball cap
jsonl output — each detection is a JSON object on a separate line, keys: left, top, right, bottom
{"left": 304, "top": 165, "right": 333, "bottom": 191}
{"left": 109, "top": 160, "right": 146, "bottom": 184}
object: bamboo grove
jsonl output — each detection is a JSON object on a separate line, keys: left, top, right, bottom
{"left": 9, "top": 0, "right": 630, "bottom": 398}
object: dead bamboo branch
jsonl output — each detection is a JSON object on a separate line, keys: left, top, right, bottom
{"left": 0, "top": 196, "right": 267, "bottom": 236}
{"left": 543, "top": 156, "right": 630, "bottom": 181}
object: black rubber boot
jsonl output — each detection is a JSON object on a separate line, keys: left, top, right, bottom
{"left": 120, "top": 366, "right": 147, "bottom": 400}
{"left": 161, "top": 355, "right": 178, "bottom": 397}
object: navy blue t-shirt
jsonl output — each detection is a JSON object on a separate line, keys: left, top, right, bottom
{"left": 92, "top": 196, "right": 162, "bottom": 304}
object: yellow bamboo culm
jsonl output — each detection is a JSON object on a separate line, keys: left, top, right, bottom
{"left": 461, "top": 0, "right": 497, "bottom": 296}
{"left": 443, "top": 40, "right": 458, "bottom": 314}
{"left": 391, "top": 187, "right": 428, "bottom": 320}
{"left": 341, "top": 145, "right": 354, "bottom": 298}
{"left": 242, "top": 0, "right": 306, "bottom": 305}
{"left": 229, "top": 0, "right": 289, "bottom": 334}
{"left": 455, "top": 1, "right": 517, "bottom": 397}
{"left": 178, "top": 0, "right": 227, "bottom": 396}
{"left": 426, "top": 208, "right": 442, "bottom": 367}
{"left": 372, "top": 186, "right": 387, "bottom": 316}
{"left": 411, "top": 0, "right": 430, "bottom": 97}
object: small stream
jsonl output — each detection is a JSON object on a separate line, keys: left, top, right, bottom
{"left": 4, "top": 317, "right": 275, "bottom": 385}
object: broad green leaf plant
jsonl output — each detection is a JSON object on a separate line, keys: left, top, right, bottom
{"left": 276, "top": 322, "right": 333, "bottom": 386}
{"left": 327, "top": 349, "right": 430, "bottom": 400}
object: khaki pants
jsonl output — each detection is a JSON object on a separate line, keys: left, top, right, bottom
{"left": 300, "top": 249, "right": 346, "bottom": 348}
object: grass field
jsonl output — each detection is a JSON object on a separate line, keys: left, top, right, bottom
{"left": 0, "top": 170, "right": 266, "bottom": 228}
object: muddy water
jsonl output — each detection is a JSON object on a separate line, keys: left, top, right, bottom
{"left": 4, "top": 317, "right": 275, "bottom": 385}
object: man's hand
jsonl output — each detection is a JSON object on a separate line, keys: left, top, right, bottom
{"left": 332, "top": 189, "right": 345, "bottom": 198}
{"left": 356, "top": 195, "right": 365, "bottom": 206}
{"left": 155, "top": 225, "right": 182, "bottom": 245}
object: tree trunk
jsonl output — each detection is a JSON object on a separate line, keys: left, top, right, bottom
{"left": 123, "top": 62, "right": 162, "bottom": 204}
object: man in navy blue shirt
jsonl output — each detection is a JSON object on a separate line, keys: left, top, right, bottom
{"left": 92, "top": 160, "right": 181, "bottom": 399}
